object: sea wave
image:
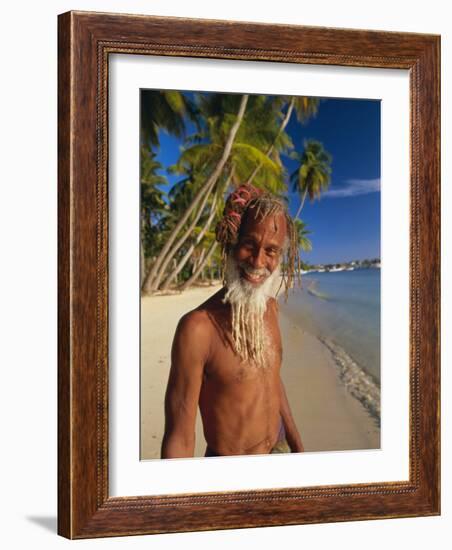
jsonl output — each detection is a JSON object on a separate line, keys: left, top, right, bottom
{"left": 319, "top": 336, "right": 381, "bottom": 425}
{"left": 306, "top": 280, "right": 330, "bottom": 301}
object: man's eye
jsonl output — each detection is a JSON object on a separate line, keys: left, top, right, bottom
{"left": 266, "top": 248, "right": 278, "bottom": 257}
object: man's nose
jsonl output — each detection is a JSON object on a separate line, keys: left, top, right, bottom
{"left": 250, "top": 247, "right": 266, "bottom": 269}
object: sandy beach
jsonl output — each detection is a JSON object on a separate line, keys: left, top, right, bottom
{"left": 141, "top": 284, "right": 380, "bottom": 459}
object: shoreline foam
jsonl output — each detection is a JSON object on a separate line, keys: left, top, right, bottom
{"left": 318, "top": 336, "right": 380, "bottom": 424}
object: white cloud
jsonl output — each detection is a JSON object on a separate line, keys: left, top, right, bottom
{"left": 324, "top": 178, "right": 381, "bottom": 198}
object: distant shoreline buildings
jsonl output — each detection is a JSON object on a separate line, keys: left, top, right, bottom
{"left": 301, "top": 258, "right": 381, "bottom": 274}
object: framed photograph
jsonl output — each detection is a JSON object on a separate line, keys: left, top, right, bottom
{"left": 138, "top": 88, "right": 382, "bottom": 464}
{"left": 58, "top": 11, "right": 440, "bottom": 538}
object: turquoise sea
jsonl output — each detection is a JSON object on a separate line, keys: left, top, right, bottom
{"left": 279, "top": 268, "right": 380, "bottom": 384}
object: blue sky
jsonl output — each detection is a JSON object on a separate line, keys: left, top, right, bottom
{"left": 151, "top": 94, "right": 381, "bottom": 265}
{"left": 285, "top": 97, "right": 381, "bottom": 264}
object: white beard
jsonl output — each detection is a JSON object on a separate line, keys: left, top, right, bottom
{"left": 223, "top": 254, "right": 281, "bottom": 368}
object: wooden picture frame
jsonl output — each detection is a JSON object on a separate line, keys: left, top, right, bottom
{"left": 58, "top": 10, "right": 440, "bottom": 539}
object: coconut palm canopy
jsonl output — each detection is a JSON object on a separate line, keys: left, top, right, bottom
{"left": 140, "top": 90, "right": 381, "bottom": 292}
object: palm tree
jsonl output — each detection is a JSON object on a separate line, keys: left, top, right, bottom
{"left": 140, "top": 147, "right": 168, "bottom": 280}
{"left": 159, "top": 95, "right": 295, "bottom": 291}
{"left": 174, "top": 94, "right": 287, "bottom": 193}
{"left": 140, "top": 93, "right": 326, "bottom": 292}
{"left": 180, "top": 240, "right": 219, "bottom": 291}
{"left": 140, "top": 90, "right": 194, "bottom": 148}
{"left": 139, "top": 90, "right": 195, "bottom": 283}
{"left": 165, "top": 96, "right": 304, "bottom": 291}
{"left": 141, "top": 94, "right": 249, "bottom": 294}
{"left": 294, "top": 219, "right": 312, "bottom": 252}
{"left": 145, "top": 94, "right": 255, "bottom": 292}
{"left": 140, "top": 146, "right": 167, "bottom": 220}
{"left": 159, "top": 171, "right": 229, "bottom": 291}
{"left": 246, "top": 95, "right": 320, "bottom": 185}
{"left": 145, "top": 93, "right": 295, "bottom": 292}
{"left": 290, "top": 139, "right": 332, "bottom": 219}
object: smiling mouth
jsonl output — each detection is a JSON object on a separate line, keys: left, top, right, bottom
{"left": 240, "top": 268, "right": 268, "bottom": 285}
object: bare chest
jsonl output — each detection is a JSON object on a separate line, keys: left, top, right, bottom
{"left": 204, "top": 315, "right": 282, "bottom": 386}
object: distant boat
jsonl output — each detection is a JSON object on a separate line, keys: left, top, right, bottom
{"left": 346, "top": 267, "right": 354, "bottom": 271}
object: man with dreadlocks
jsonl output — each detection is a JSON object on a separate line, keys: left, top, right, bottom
{"left": 161, "top": 184, "right": 304, "bottom": 458}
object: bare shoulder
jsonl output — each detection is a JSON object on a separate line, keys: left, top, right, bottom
{"left": 172, "top": 288, "right": 225, "bottom": 360}
{"left": 176, "top": 307, "right": 212, "bottom": 338}
{"left": 172, "top": 306, "right": 213, "bottom": 363}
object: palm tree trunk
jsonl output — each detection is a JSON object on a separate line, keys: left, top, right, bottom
{"left": 195, "top": 248, "right": 205, "bottom": 270}
{"left": 180, "top": 241, "right": 218, "bottom": 291}
{"left": 160, "top": 165, "right": 233, "bottom": 290}
{"left": 160, "top": 193, "right": 219, "bottom": 290}
{"left": 142, "top": 94, "right": 249, "bottom": 294}
{"left": 246, "top": 97, "right": 295, "bottom": 185}
{"left": 151, "top": 167, "right": 220, "bottom": 291}
{"left": 294, "top": 187, "right": 308, "bottom": 219}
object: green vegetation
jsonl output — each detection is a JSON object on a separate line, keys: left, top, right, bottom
{"left": 140, "top": 91, "right": 332, "bottom": 293}
{"left": 290, "top": 140, "right": 332, "bottom": 219}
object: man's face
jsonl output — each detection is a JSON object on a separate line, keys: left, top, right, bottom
{"left": 232, "top": 209, "right": 287, "bottom": 288}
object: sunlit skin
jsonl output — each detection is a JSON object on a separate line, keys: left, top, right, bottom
{"left": 161, "top": 208, "right": 304, "bottom": 458}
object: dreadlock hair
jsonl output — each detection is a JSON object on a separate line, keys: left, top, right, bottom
{"left": 215, "top": 184, "right": 301, "bottom": 301}
{"left": 216, "top": 184, "right": 300, "bottom": 368}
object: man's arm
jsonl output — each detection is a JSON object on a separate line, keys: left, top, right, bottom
{"left": 161, "top": 311, "right": 209, "bottom": 458}
{"left": 279, "top": 377, "right": 304, "bottom": 452}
